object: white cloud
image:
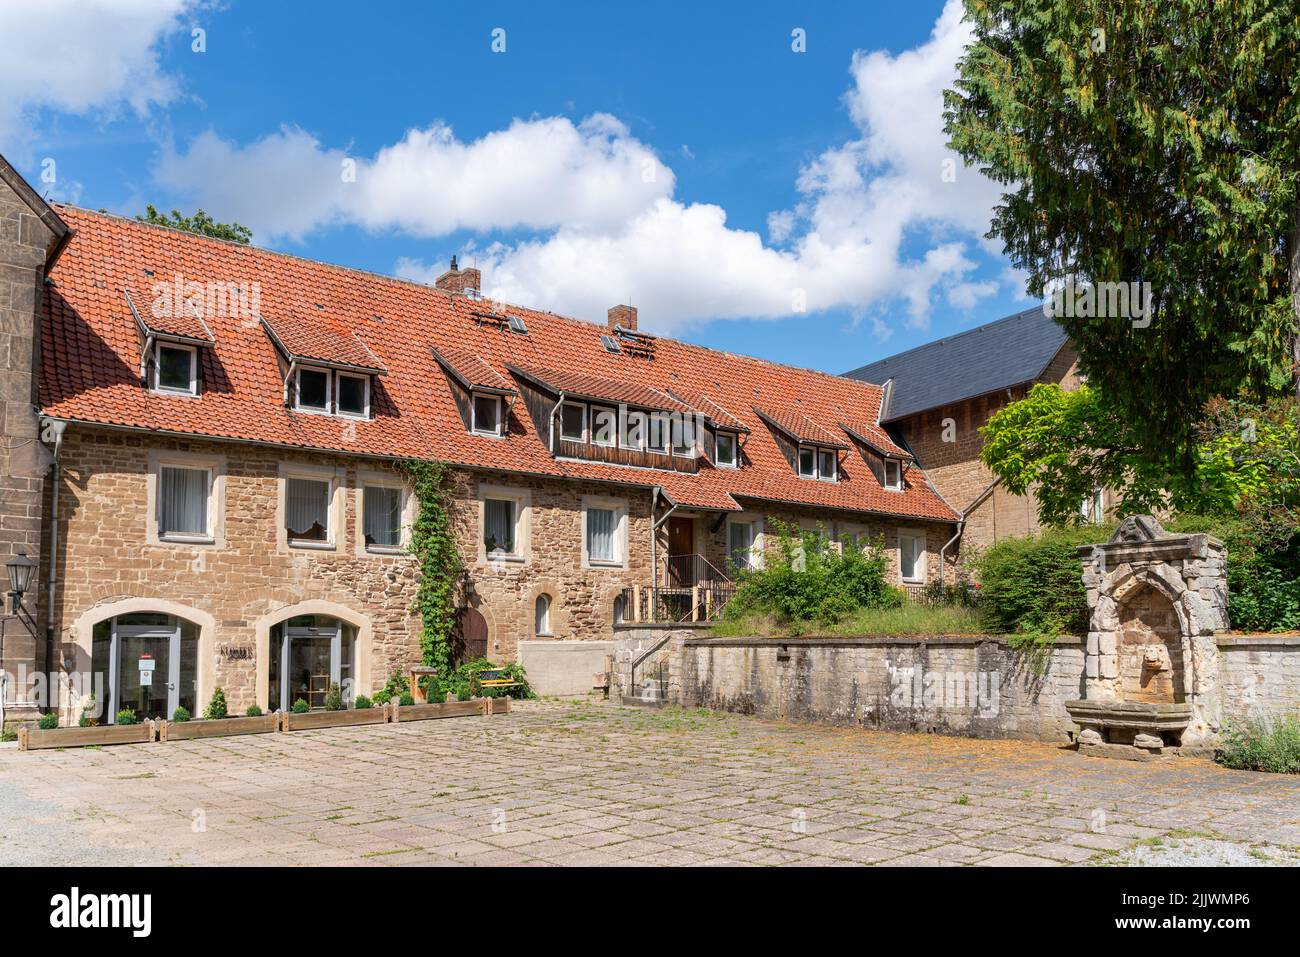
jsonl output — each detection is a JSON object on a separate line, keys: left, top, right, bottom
{"left": 155, "top": 0, "right": 1006, "bottom": 335}
{"left": 0, "top": 0, "right": 194, "bottom": 146}
{"left": 154, "top": 114, "right": 674, "bottom": 242}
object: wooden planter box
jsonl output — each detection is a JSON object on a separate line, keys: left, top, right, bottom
{"left": 281, "top": 704, "right": 391, "bottom": 732}
{"left": 159, "top": 713, "right": 280, "bottom": 742}
{"left": 19, "top": 720, "right": 156, "bottom": 751}
{"left": 393, "top": 697, "right": 509, "bottom": 722}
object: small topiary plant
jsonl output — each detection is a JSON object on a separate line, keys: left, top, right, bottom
{"left": 245, "top": 705, "right": 263, "bottom": 717}
{"left": 38, "top": 713, "right": 59, "bottom": 730}
{"left": 170, "top": 706, "right": 191, "bottom": 723}
{"left": 203, "top": 687, "right": 228, "bottom": 720}
{"left": 354, "top": 694, "right": 372, "bottom": 710}
{"left": 291, "top": 698, "right": 310, "bottom": 714}
{"left": 398, "top": 693, "right": 415, "bottom": 707}
{"left": 324, "top": 682, "right": 343, "bottom": 711}
{"left": 115, "top": 708, "right": 138, "bottom": 725}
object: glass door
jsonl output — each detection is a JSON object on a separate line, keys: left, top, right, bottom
{"left": 114, "top": 618, "right": 178, "bottom": 723}
{"left": 277, "top": 617, "right": 341, "bottom": 711}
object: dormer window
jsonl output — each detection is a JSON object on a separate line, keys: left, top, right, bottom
{"left": 560, "top": 402, "right": 587, "bottom": 442}
{"left": 294, "top": 367, "right": 331, "bottom": 413}
{"left": 715, "top": 431, "right": 738, "bottom": 468}
{"left": 884, "top": 459, "right": 903, "bottom": 491}
{"left": 336, "top": 372, "right": 370, "bottom": 418}
{"left": 798, "top": 445, "right": 838, "bottom": 482}
{"left": 472, "top": 393, "right": 503, "bottom": 436}
{"left": 292, "top": 365, "right": 372, "bottom": 419}
{"left": 591, "top": 406, "right": 617, "bottom": 447}
{"left": 154, "top": 343, "right": 198, "bottom": 395}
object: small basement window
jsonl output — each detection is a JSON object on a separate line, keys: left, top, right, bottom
{"left": 472, "top": 394, "right": 503, "bottom": 436}
{"left": 154, "top": 343, "right": 198, "bottom": 395}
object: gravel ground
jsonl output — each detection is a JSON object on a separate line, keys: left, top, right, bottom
{"left": 1110, "top": 836, "right": 1300, "bottom": 867}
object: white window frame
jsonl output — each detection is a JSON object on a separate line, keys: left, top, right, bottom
{"left": 280, "top": 465, "right": 340, "bottom": 551}
{"left": 472, "top": 392, "right": 503, "bottom": 437}
{"left": 335, "top": 371, "right": 371, "bottom": 419}
{"left": 356, "top": 473, "right": 411, "bottom": 555}
{"left": 581, "top": 495, "right": 628, "bottom": 569}
{"left": 622, "top": 409, "right": 647, "bottom": 451}
{"left": 715, "top": 431, "right": 738, "bottom": 469}
{"left": 884, "top": 459, "right": 903, "bottom": 491}
{"left": 726, "top": 514, "right": 764, "bottom": 572}
{"left": 670, "top": 414, "right": 697, "bottom": 459}
{"left": 535, "top": 594, "right": 553, "bottom": 637}
{"left": 559, "top": 401, "right": 588, "bottom": 442}
{"left": 293, "top": 365, "right": 333, "bottom": 415}
{"left": 477, "top": 484, "right": 530, "bottom": 565}
{"left": 146, "top": 450, "right": 225, "bottom": 548}
{"left": 798, "top": 445, "right": 817, "bottom": 479}
{"left": 646, "top": 412, "right": 670, "bottom": 454}
{"left": 152, "top": 342, "right": 198, "bottom": 396}
{"left": 156, "top": 463, "right": 214, "bottom": 543}
{"left": 1080, "top": 486, "right": 1104, "bottom": 524}
{"left": 590, "top": 405, "right": 618, "bottom": 447}
{"left": 818, "top": 448, "right": 838, "bottom": 483}
{"left": 898, "top": 531, "right": 926, "bottom": 584}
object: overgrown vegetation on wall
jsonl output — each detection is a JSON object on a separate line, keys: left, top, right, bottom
{"left": 401, "top": 460, "right": 464, "bottom": 674}
{"left": 721, "top": 521, "right": 901, "bottom": 634}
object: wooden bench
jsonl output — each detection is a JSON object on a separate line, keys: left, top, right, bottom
{"left": 474, "top": 668, "right": 520, "bottom": 694}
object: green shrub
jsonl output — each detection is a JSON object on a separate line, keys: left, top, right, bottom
{"left": 324, "top": 682, "right": 343, "bottom": 711}
{"left": 202, "top": 687, "right": 228, "bottom": 720}
{"left": 1216, "top": 713, "right": 1300, "bottom": 773}
{"left": 354, "top": 695, "right": 372, "bottom": 710}
{"left": 170, "top": 706, "right": 191, "bottom": 723}
{"left": 38, "top": 713, "right": 59, "bottom": 730}
{"left": 0, "top": 728, "right": 16, "bottom": 742}
{"left": 724, "top": 522, "right": 898, "bottom": 629}
{"left": 115, "top": 708, "right": 138, "bottom": 725}
{"left": 370, "top": 672, "right": 410, "bottom": 706}
{"left": 458, "top": 657, "right": 534, "bottom": 699}
{"left": 291, "top": 698, "right": 310, "bottom": 714}
{"left": 970, "top": 526, "right": 1106, "bottom": 637}
{"left": 245, "top": 705, "right": 263, "bottom": 717}
{"left": 398, "top": 693, "right": 415, "bottom": 707}
{"left": 78, "top": 714, "right": 92, "bottom": 728}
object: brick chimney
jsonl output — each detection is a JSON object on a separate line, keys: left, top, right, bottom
{"left": 607, "top": 303, "right": 637, "bottom": 333}
{"left": 435, "top": 256, "right": 481, "bottom": 296}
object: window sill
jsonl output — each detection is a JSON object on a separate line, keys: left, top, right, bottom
{"left": 588, "top": 560, "right": 625, "bottom": 569}
{"left": 151, "top": 387, "right": 199, "bottom": 398}
{"left": 289, "top": 539, "right": 336, "bottom": 550}
{"left": 365, "top": 545, "right": 405, "bottom": 556}
{"left": 159, "top": 534, "right": 215, "bottom": 545}
{"left": 485, "top": 552, "right": 524, "bottom": 563}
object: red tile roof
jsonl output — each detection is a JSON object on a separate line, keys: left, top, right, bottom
{"left": 433, "top": 347, "right": 515, "bottom": 393}
{"left": 126, "top": 286, "right": 215, "bottom": 344}
{"left": 39, "top": 207, "right": 957, "bottom": 523}
{"left": 508, "top": 364, "right": 696, "bottom": 416}
{"left": 262, "top": 310, "right": 385, "bottom": 373}
{"left": 753, "top": 406, "right": 850, "bottom": 449}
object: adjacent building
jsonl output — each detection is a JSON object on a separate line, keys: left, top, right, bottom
{"left": 0, "top": 156, "right": 962, "bottom": 726}
{"left": 844, "top": 307, "right": 1106, "bottom": 553}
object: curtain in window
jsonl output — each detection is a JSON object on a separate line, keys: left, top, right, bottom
{"left": 900, "top": 535, "right": 921, "bottom": 580}
{"left": 364, "top": 486, "right": 402, "bottom": 547}
{"left": 484, "top": 499, "right": 515, "bottom": 554}
{"left": 286, "top": 478, "right": 330, "bottom": 541}
{"left": 587, "top": 507, "right": 616, "bottom": 562}
{"left": 160, "top": 466, "right": 208, "bottom": 536}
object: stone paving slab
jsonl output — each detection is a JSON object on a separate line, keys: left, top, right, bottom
{"left": 2, "top": 699, "right": 1299, "bottom": 867}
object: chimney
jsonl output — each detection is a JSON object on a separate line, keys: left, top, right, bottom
{"left": 607, "top": 303, "right": 637, "bottom": 333}
{"left": 435, "top": 255, "right": 481, "bottom": 296}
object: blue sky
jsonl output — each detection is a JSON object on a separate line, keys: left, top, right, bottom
{"left": 2, "top": 0, "right": 1033, "bottom": 374}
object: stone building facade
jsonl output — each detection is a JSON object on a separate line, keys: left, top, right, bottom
{"left": 0, "top": 157, "right": 963, "bottom": 725}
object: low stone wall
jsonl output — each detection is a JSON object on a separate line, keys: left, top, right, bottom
{"left": 676, "top": 633, "right": 1300, "bottom": 743}
{"left": 610, "top": 623, "right": 710, "bottom": 704}
{"left": 681, "top": 635, "right": 1086, "bottom": 742}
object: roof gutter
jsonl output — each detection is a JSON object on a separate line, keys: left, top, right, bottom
{"left": 939, "top": 477, "right": 1001, "bottom": 590}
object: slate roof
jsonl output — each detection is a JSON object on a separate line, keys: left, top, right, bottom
{"left": 39, "top": 206, "right": 958, "bottom": 523}
{"left": 843, "top": 307, "right": 1070, "bottom": 422}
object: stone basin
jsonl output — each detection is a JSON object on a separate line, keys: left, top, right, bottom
{"left": 1064, "top": 700, "right": 1193, "bottom": 759}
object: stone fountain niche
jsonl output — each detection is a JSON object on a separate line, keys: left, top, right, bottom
{"left": 1066, "top": 516, "right": 1228, "bottom": 758}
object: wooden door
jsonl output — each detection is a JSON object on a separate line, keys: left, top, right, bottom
{"left": 667, "top": 517, "right": 694, "bottom": 585}
{"left": 456, "top": 606, "right": 489, "bottom": 663}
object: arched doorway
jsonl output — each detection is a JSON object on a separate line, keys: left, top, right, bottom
{"left": 456, "top": 606, "right": 488, "bottom": 663}
{"left": 267, "top": 615, "right": 357, "bottom": 711}
{"left": 90, "top": 613, "right": 199, "bottom": 723}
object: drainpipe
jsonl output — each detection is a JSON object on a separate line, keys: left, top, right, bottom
{"left": 42, "top": 418, "right": 67, "bottom": 707}
{"left": 940, "top": 478, "right": 1001, "bottom": 590}
{"left": 547, "top": 391, "right": 566, "bottom": 453}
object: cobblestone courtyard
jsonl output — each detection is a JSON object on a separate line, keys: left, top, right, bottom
{"left": 3, "top": 699, "right": 1299, "bottom": 867}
